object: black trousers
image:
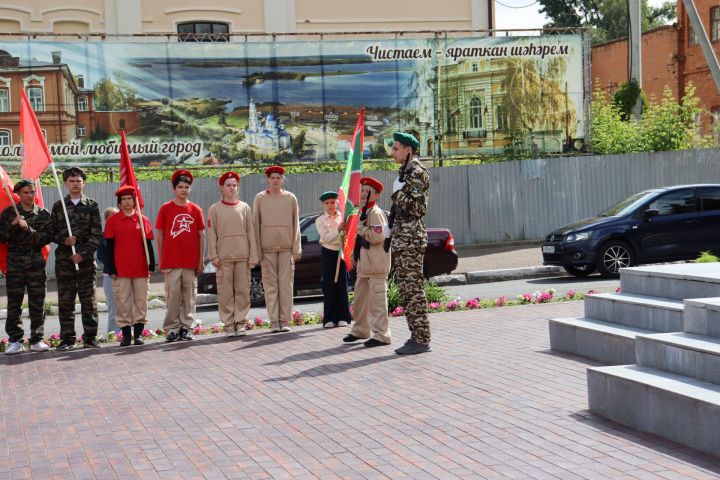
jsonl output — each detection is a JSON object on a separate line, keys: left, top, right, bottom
{"left": 320, "top": 247, "right": 352, "bottom": 325}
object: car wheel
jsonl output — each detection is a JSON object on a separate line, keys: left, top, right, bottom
{"left": 563, "top": 264, "right": 596, "bottom": 277}
{"left": 250, "top": 272, "right": 265, "bottom": 307}
{"left": 596, "top": 240, "right": 634, "bottom": 278}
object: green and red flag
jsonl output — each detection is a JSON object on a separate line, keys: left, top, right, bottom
{"left": 337, "top": 108, "right": 364, "bottom": 270}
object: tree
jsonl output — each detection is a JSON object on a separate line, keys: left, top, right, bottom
{"left": 539, "top": 0, "right": 676, "bottom": 44}
{"left": 291, "top": 130, "right": 306, "bottom": 158}
{"left": 93, "top": 78, "right": 138, "bottom": 111}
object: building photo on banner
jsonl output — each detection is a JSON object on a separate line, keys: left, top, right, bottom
{"left": 0, "top": 32, "right": 589, "bottom": 167}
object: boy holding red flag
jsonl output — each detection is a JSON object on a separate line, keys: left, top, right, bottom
{"left": 0, "top": 180, "right": 53, "bottom": 354}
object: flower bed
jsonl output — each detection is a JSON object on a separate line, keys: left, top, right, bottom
{"left": 0, "top": 288, "right": 609, "bottom": 352}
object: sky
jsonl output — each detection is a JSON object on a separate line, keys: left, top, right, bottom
{"left": 494, "top": 0, "right": 673, "bottom": 32}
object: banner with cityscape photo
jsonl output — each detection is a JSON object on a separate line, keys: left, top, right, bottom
{"left": 0, "top": 34, "right": 588, "bottom": 165}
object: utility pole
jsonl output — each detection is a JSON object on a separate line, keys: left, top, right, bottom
{"left": 628, "top": 0, "right": 642, "bottom": 120}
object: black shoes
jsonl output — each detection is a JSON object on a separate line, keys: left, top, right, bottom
{"left": 165, "top": 331, "right": 179, "bottom": 343}
{"left": 343, "top": 334, "right": 367, "bottom": 343}
{"left": 133, "top": 324, "right": 145, "bottom": 345}
{"left": 394, "top": 339, "right": 432, "bottom": 355}
{"left": 363, "top": 338, "right": 390, "bottom": 348}
{"left": 179, "top": 329, "right": 194, "bottom": 341}
{"left": 120, "top": 327, "right": 132, "bottom": 347}
{"left": 56, "top": 340, "right": 74, "bottom": 351}
{"left": 83, "top": 337, "right": 100, "bottom": 348}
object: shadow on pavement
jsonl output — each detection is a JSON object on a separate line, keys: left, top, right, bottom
{"left": 264, "top": 353, "right": 399, "bottom": 382}
{"left": 263, "top": 343, "right": 365, "bottom": 365}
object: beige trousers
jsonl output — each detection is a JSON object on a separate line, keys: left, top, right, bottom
{"left": 163, "top": 268, "right": 197, "bottom": 333}
{"left": 350, "top": 276, "right": 391, "bottom": 343}
{"left": 260, "top": 251, "right": 294, "bottom": 328}
{"left": 217, "top": 260, "right": 251, "bottom": 328}
{"left": 112, "top": 276, "right": 149, "bottom": 328}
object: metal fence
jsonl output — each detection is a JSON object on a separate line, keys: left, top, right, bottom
{"left": 38, "top": 148, "right": 720, "bottom": 273}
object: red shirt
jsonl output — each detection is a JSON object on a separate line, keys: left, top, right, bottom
{"left": 104, "top": 211, "right": 155, "bottom": 278}
{"left": 155, "top": 201, "right": 205, "bottom": 269}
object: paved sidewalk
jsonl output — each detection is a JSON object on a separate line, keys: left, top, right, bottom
{"left": 1, "top": 302, "right": 718, "bottom": 479}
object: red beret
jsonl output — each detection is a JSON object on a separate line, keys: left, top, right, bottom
{"left": 171, "top": 169, "right": 193, "bottom": 185}
{"left": 219, "top": 171, "right": 240, "bottom": 185}
{"left": 360, "top": 177, "right": 383, "bottom": 193}
{"left": 264, "top": 165, "right": 285, "bottom": 176}
{"left": 115, "top": 185, "right": 136, "bottom": 197}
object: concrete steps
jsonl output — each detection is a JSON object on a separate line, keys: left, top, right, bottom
{"left": 587, "top": 364, "right": 720, "bottom": 457}
{"left": 620, "top": 263, "right": 720, "bottom": 300}
{"left": 584, "top": 292, "right": 684, "bottom": 331}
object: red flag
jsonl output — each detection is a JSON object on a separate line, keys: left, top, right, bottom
{"left": 119, "top": 130, "right": 144, "bottom": 209}
{"left": 0, "top": 166, "right": 20, "bottom": 274}
{"left": 337, "top": 109, "right": 364, "bottom": 270}
{"left": 32, "top": 180, "right": 50, "bottom": 262}
{"left": 19, "top": 89, "right": 52, "bottom": 179}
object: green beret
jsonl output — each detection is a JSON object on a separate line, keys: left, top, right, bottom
{"left": 393, "top": 131, "right": 420, "bottom": 149}
{"left": 319, "top": 191, "right": 338, "bottom": 202}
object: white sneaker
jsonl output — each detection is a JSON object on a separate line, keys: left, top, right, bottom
{"left": 236, "top": 329, "right": 247, "bottom": 337}
{"left": 30, "top": 341, "right": 50, "bottom": 352}
{"left": 280, "top": 326, "right": 291, "bottom": 332}
{"left": 5, "top": 342, "right": 23, "bottom": 355}
{"left": 338, "top": 321, "right": 349, "bottom": 327}
{"left": 323, "top": 323, "right": 335, "bottom": 329}
{"left": 225, "top": 324, "right": 237, "bottom": 337}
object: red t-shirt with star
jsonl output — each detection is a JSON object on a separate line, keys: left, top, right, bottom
{"left": 104, "top": 211, "right": 155, "bottom": 277}
{"left": 154, "top": 201, "right": 205, "bottom": 269}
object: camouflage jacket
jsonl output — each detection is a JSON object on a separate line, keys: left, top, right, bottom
{"left": 51, "top": 194, "right": 102, "bottom": 264}
{"left": 0, "top": 204, "right": 52, "bottom": 270}
{"left": 391, "top": 157, "right": 429, "bottom": 247}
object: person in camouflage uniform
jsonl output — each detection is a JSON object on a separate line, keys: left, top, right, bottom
{"left": 389, "top": 132, "right": 432, "bottom": 355}
{"left": 0, "top": 180, "right": 53, "bottom": 354}
{"left": 51, "top": 167, "right": 102, "bottom": 350}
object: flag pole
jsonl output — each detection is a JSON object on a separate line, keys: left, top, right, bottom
{"left": 49, "top": 162, "right": 79, "bottom": 271}
{"left": 1, "top": 178, "right": 20, "bottom": 218}
{"left": 334, "top": 230, "right": 344, "bottom": 283}
{"left": 135, "top": 205, "right": 150, "bottom": 265}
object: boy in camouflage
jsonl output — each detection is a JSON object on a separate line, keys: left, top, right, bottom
{"left": 51, "top": 167, "right": 102, "bottom": 350}
{"left": 0, "top": 180, "right": 53, "bottom": 354}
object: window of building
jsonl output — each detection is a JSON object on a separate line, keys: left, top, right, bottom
{"left": 78, "top": 96, "right": 88, "bottom": 112}
{"left": 0, "top": 89, "right": 8, "bottom": 112}
{"left": 0, "top": 129, "right": 10, "bottom": 146}
{"left": 177, "top": 22, "right": 229, "bottom": 42}
{"left": 712, "top": 7, "right": 720, "bottom": 41}
{"left": 469, "top": 97, "right": 483, "bottom": 129}
{"left": 471, "top": 62, "right": 478, "bottom": 72}
{"left": 27, "top": 87, "right": 43, "bottom": 111}
{"left": 496, "top": 105, "right": 507, "bottom": 130}
{"left": 78, "top": 124, "right": 85, "bottom": 137}
{"left": 446, "top": 114, "right": 457, "bottom": 134}
{"left": 689, "top": 22, "right": 698, "bottom": 45}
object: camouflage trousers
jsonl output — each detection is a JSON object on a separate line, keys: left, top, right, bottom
{"left": 392, "top": 244, "right": 430, "bottom": 344}
{"left": 5, "top": 269, "right": 47, "bottom": 343}
{"left": 56, "top": 262, "right": 98, "bottom": 342}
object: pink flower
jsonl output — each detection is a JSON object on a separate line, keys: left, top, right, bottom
{"left": 50, "top": 333, "right": 61, "bottom": 340}
{"left": 245, "top": 322, "right": 254, "bottom": 330}
{"left": 537, "top": 292, "right": 553, "bottom": 303}
{"left": 212, "top": 325, "right": 220, "bottom": 333}
{"left": 615, "top": 287, "right": 621, "bottom": 293}
{"left": 193, "top": 326, "right": 202, "bottom": 335}
{"left": 566, "top": 289, "right": 576, "bottom": 299}
{"left": 155, "top": 328, "right": 164, "bottom": 335}
{"left": 142, "top": 329, "right": 152, "bottom": 337}
{"left": 465, "top": 298, "right": 480, "bottom": 309}
{"left": 292, "top": 310, "right": 301, "bottom": 321}
{"left": 391, "top": 306, "right": 405, "bottom": 317}
{"left": 587, "top": 289, "right": 599, "bottom": 295}
{"left": 495, "top": 296, "right": 508, "bottom": 307}
{"left": 445, "top": 300, "right": 461, "bottom": 311}
{"left": 254, "top": 316, "right": 264, "bottom": 326}
{"left": 0, "top": 338, "right": 7, "bottom": 344}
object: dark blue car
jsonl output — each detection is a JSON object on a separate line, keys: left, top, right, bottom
{"left": 542, "top": 184, "right": 720, "bottom": 277}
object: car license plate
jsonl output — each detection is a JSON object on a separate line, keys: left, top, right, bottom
{"left": 542, "top": 246, "right": 555, "bottom": 254}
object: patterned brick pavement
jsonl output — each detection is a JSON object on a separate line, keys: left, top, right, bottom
{"left": 1, "top": 301, "right": 719, "bottom": 479}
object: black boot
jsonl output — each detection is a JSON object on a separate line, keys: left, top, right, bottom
{"left": 133, "top": 323, "right": 145, "bottom": 345}
{"left": 120, "top": 326, "right": 132, "bottom": 347}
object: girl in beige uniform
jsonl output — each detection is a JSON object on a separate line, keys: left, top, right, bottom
{"left": 208, "top": 171, "right": 259, "bottom": 336}
{"left": 253, "top": 166, "right": 301, "bottom": 332}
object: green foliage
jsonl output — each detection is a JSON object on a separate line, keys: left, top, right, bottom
{"left": 612, "top": 80, "right": 646, "bottom": 120}
{"left": 291, "top": 130, "right": 306, "bottom": 158}
{"left": 93, "top": 78, "right": 138, "bottom": 111}
{"left": 385, "top": 278, "right": 449, "bottom": 312}
{"left": 696, "top": 251, "right": 719, "bottom": 263}
{"left": 592, "top": 83, "right": 709, "bottom": 155}
{"left": 539, "top": 0, "right": 676, "bottom": 44}
{"left": 387, "top": 279, "right": 402, "bottom": 312}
